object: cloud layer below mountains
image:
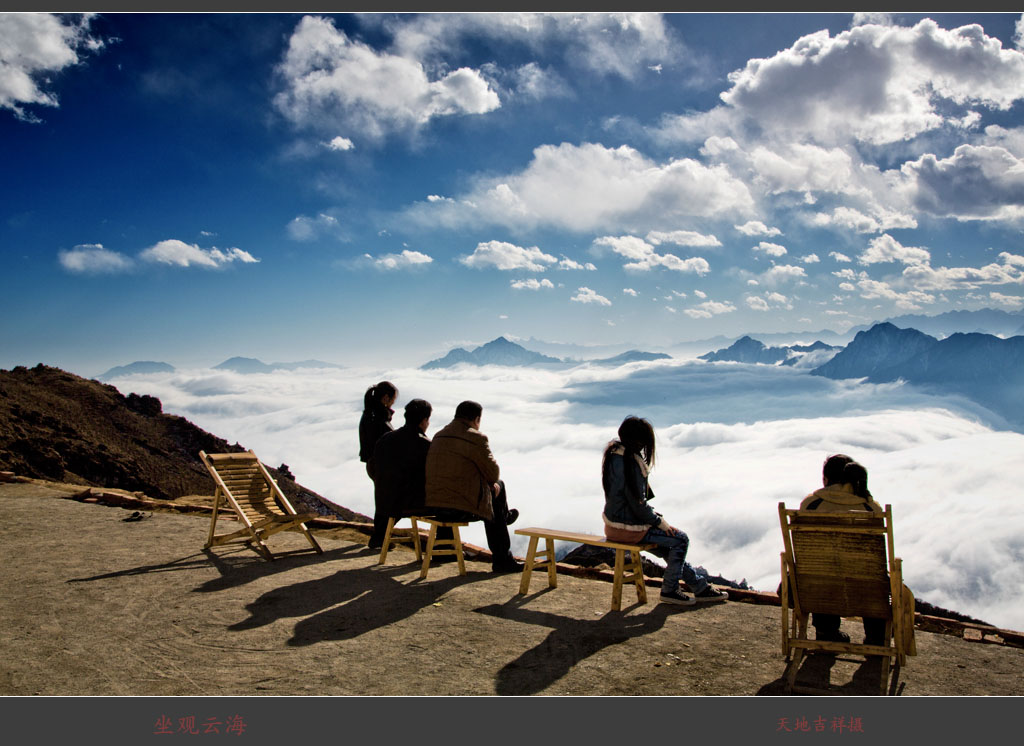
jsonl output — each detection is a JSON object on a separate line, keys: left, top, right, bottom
{"left": 114, "top": 360, "right": 1024, "bottom": 630}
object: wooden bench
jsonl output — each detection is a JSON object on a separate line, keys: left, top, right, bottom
{"left": 515, "top": 527, "right": 656, "bottom": 611}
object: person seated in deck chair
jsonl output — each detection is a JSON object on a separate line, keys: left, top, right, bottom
{"left": 424, "top": 400, "right": 522, "bottom": 574}
{"left": 601, "top": 416, "right": 727, "bottom": 606}
{"left": 799, "top": 455, "right": 890, "bottom": 646}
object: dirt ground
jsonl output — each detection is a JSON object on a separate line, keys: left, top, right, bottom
{"left": 1, "top": 481, "right": 1022, "bottom": 698}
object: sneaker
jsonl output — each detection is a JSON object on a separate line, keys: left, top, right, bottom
{"left": 693, "top": 585, "right": 729, "bottom": 603}
{"left": 863, "top": 635, "right": 886, "bottom": 647}
{"left": 505, "top": 508, "right": 520, "bottom": 526}
{"left": 816, "top": 629, "right": 851, "bottom": 643}
{"left": 492, "top": 558, "right": 524, "bottom": 574}
{"left": 659, "top": 588, "right": 696, "bottom": 606}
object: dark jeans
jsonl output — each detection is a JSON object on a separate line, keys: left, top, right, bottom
{"left": 642, "top": 525, "right": 709, "bottom": 595}
{"left": 428, "top": 479, "right": 514, "bottom": 566}
{"left": 813, "top": 613, "right": 887, "bottom": 645}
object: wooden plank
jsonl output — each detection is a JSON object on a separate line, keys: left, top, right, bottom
{"left": 514, "top": 527, "right": 655, "bottom": 552}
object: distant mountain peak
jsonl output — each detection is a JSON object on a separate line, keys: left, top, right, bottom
{"left": 422, "top": 336, "right": 565, "bottom": 369}
{"left": 699, "top": 336, "right": 837, "bottom": 367}
{"left": 99, "top": 361, "right": 175, "bottom": 380}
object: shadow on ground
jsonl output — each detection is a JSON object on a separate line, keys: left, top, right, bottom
{"left": 474, "top": 593, "right": 702, "bottom": 695}
{"left": 757, "top": 652, "right": 900, "bottom": 696}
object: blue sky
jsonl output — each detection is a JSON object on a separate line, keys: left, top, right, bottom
{"left": 4, "top": 12, "right": 1024, "bottom": 374}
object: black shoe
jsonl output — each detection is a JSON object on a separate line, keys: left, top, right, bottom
{"left": 693, "top": 585, "right": 729, "bottom": 603}
{"left": 492, "top": 559, "right": 524, "bottom": 574}
{"left": 864, "top": 635, "right": 886, "bottom": 647}
{"left": 431, "top": 554, "right": 458, "bottom": 564}
{"left": 367, "top": 540, "right": 383, "bottom": 550}
{"left": 505, "top": 508, "right": 520, "bottom": 526}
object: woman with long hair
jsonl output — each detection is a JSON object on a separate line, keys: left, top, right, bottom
{"left": 359, "top": 380, "right": 398, "bottom": 548}
{"left": 601, "top": 416, "right": 727, "bottom": 606}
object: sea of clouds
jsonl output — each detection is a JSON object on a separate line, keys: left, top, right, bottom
{"left": 113, "top": 359, "right": 1024, "bottom": 631}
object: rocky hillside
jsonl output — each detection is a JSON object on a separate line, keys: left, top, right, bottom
{"left": 0, "top": 364, "right": 367, "bottom": 522}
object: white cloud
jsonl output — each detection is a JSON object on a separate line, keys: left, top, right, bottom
{"left": 363, "top": 249, "right": 433, "bottom": 270}
{"left": 511, "top": 277, "right": 554, "bottom": 290}
{"left": 504, "top": 62, "right": 570, "bottom": 101}
{"left": 900, "top": 252, "right": 1024, "bottom": 291}
{"left": 746, "top": 291, "right": 793, "bottom": 312}
{"left": 852, "top": 13, "right": 894, "bottom": 28}
{"left": 735, "top": 220, "right": 781, "bottom": 237}
{"left": 593, "top": 235, "right": 710, "bottom": 275}
{"left": 58, "top": 244, "right": 133, "bottom": 274}
{"left": 426, "top": 194, "right": 454, "bottom": 203}
{"left": 116, "top": 362, "right": 1024, "bottom": 630}
{"left": 661, "top": 19, "right": 1024, "bottom": 147}
{"left": 800, "top": 254, "right": 820, "bottom": 263}
{"left": 0, "top": 13, "right": 103, "bottom": 122}
{"left": 287, "top": 213, "right": 341, "bottom": 241}
{"left": 274, "top": 15, "right": 500, "bottom": 141}
{"left": 694, "top": 289, "right": 707, "bottom": 299}
{"left": 858, "top": 234, "right": 932, "bottom": 266}
{"left": 684, "top": 299, "right": 735, "bottom": 319}
{"left": 571, "top": 286, "right": 611, "bottom": 306}
{"left": 856, "top": 277, "right": 935, "bottom": 310}
{"left": 385, "top": 12, "right": 677, "bottom": 81}
{"left": 623, "top": 288, "right": 638, "bottom": 296}
{"left": 1016, "top": 13, "right": 1024, "bottom": 50}
{"left": 989, "top": 291, "right": 1024, "bottom": 309}
{"left": 646, "top": 229, "right": 722, "bottom": 247}
{"left": 459, "top": 240, "right": 556, "bottom": 271}
{"left": 139, "top": 240, "right": 260, "bottom": 269}
{"left": 752, "top": 241, "right": 787, "bottom": 257}
{"left": 748, "top": 143, "right": 855, "bottom": 194}
{"left": 760, "top": 264, "right": 808, "bottom": 286}
{"left": 812, "top": 205, "right": 918, "bottom": 233}
{"left": 901, "top": 145, "right": 1024, "bottom": 222}
{"left": 557, "top": 256, "right": 597, "bottom": 271}
{"left": 324, "top": 135, "right": 354, "bottom": 151}
{"left": 830, "top": 251, "right": 852, "bottom": 262}
{"left": 408, "top": 142, "right": 754, "bottom": 233}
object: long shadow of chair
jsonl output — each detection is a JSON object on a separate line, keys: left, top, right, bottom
{"left": 227, "top": 563, "right": 483, "bottom": 647}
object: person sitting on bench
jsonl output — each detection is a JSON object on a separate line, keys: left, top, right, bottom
{"left": 424, "top": 400, "right": 522, "bottom": 574}
{"left": 601, "top": 416, "right": 727, "bottom": 606}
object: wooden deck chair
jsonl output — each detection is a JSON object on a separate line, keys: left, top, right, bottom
{"left": 200, "top": 450, "right": 322, "bottom": 560}
{"left": 778, "top": 502, "right": 916, "bottom": 695}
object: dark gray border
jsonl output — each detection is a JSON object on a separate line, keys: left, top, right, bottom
{"left": 1, "top": 695, "right": 1017, "bottom": 742}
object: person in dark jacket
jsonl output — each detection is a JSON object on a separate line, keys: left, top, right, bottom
{"left": 370, "top": 398, "right": 434, "bottom": 520}
{"left": 359, "top": 380, "right": 397, "bottom": 548}
{"left": 601, "top": 416, "right": 727, "bottom": 606}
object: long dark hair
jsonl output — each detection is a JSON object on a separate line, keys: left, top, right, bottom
{"left": 602, "top": 415, "right": 656, "bottom": 488}
{"left": 843, "top": 461, "right": 872, "bottom": 499}
{"left": 363, "top": 381, "right": 397, "bottom": 411}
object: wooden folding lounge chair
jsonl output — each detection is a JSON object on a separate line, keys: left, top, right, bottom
{"left": 200, "top": 450, "right": 322, "bottom": 560}
{"left": 778, "top": 502, "right": 916, "bottom": 695}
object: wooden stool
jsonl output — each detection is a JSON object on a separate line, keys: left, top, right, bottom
{"left": 419, "top": 518, "right": 469, "bottom": 578}
{"left": 378, "top": 516, "right": 423, "bottom": 565}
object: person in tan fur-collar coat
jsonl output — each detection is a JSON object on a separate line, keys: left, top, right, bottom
{"left": 425, "top": 400, "right": 521, "bottom": 573}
